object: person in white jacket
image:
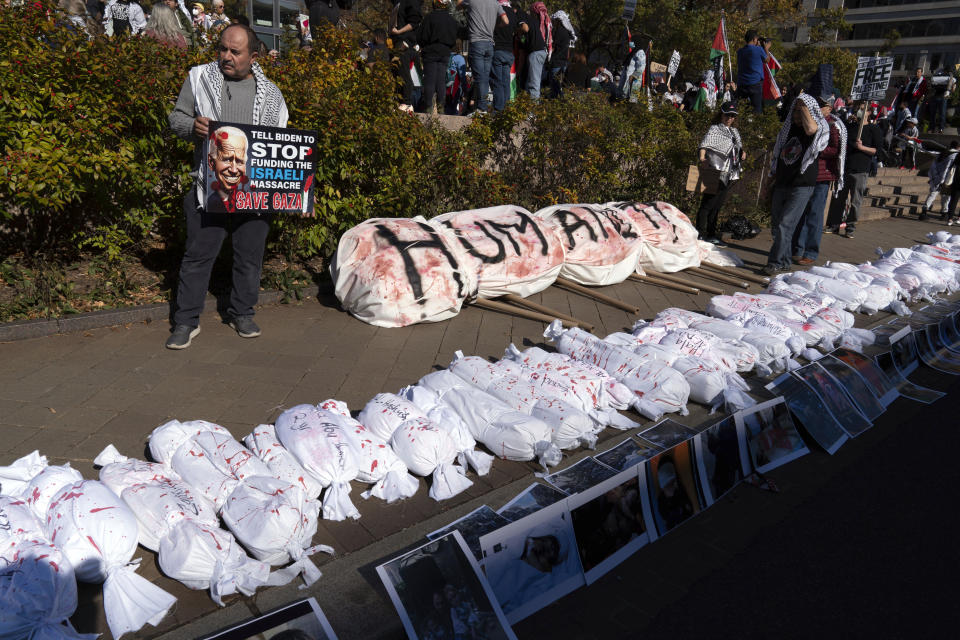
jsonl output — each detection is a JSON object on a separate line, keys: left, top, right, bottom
{"left": 921, "top": 141, "right": 959, "bottom": 221}
{"left": 103, "top": 0, "right": 146, "bottom": 35}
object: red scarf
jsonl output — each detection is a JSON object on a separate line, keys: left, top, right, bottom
{"left": 530, "top": 2, "right": 552, "bottom": 58}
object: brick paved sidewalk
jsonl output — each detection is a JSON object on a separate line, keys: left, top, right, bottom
{"left": 0, "top": 214, "right": 950, "bottom": 638}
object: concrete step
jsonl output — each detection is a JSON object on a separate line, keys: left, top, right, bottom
{"left": 865, "top": 184, "right": 925, "bottom": 196}
{"left": 857, "top": 205, "right": 896, "bottom": 222}
{"left": 871, "top": 175, "right": 929, "bottom": 187}
{"left": 868, "top": 194, "right": 921, "bottom": 208}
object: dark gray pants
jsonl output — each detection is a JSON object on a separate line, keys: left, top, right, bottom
{"left": 173, "top": 192, "right": 271, "bottom": 328}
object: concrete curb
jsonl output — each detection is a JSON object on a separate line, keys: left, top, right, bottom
{"left": 0, "top": 282, "right": 333, "bottom": 343}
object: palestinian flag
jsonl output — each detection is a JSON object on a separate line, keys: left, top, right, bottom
{"left": 710, "top": 17, "right": 727, "bottom": 62}
{"left": 763, "top": 51, "right": 782, "bottom": 100}
{"left": 510, "top": 59, "right": 517, "bottom": 100}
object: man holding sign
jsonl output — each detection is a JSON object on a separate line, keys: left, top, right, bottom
{"left": 166, "top": 24, "right": 289, "bottom": 350}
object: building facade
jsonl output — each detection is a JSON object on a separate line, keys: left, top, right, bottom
{"left": 784, "top": 0, "right": 960, "bottom": 80}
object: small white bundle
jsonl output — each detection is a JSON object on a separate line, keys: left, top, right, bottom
{"left": 0, "top": 451, "right": 48, "bottom": 497}
{"left": 417, "top": 370, "right": 562, "bottom": 469}
{"left": 318, "top": 399, "right": 420, "bottom": 503}
{"left": 20, "top": 463, "right": 84, "bottom": 519}
{"left": 544, "top": 322, "right": 690, "bottom": 420}
{"left": 244, "top": 424, "right": 325, "bottom": 499}
{"left": 448, "top": 353, "right": 600, "bottom": 449}
{"left": 220, "top": 475, "right": 331, "bottom": 587}
{"left": 388, "top": 415, "right": 473, "bottom": 501}
{"left": 44, "top": 480, "right": 176, "bottom": 638}
{"left": 502, "top": 344, "right": 636, "bottom": 420}
{"left": 0, "top": 536, "right": 96, "bottom": 640}
{"left": 94, "top": 445, "right": 270, "bottom": 605}
{"left": 153, "top": 422, "right": 274, "bottom": 511}
{"left": 275, "top": 404, "right": 362, "bottom": 521}
{"left": 399, "top": 385, "right": 495, "bottom": 476}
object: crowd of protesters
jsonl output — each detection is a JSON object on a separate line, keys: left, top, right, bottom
{"left": 14, "top": 0, "right": 960, "bottom": 276}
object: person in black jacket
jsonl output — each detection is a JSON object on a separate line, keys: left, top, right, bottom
{"left": 306, "top": 0, "right": 339, "bottom": 31}
{"left": 418, "top": 0, "right": 458, "bottom": 114}
{"left": 391, "top": 0, "right": 424, "bottom": 108}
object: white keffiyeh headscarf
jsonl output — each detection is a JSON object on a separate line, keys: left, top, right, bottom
{"left": 552, "top": 10, "right": 576, "bottom": 47}
{"left": 770, "top": 92, "right": 829, "bottom": 178}
{"left": 189, "top": 60, "right": 288, "bottom": 127}
{"left": 829, "top": 114, "right": 847, "bottom": 191}
{"left": 188, "top": 60, "right": 289, "bottom": 207}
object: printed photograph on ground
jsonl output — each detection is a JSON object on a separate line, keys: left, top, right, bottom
{"left": 378, "top": 532, "right": 516, "bottom": 640}
{"left": 938, "top": 316, "right": 960, "bottom": 351}
{"left": 830, "top": 347, "right": 899, "bottom": 407}
{"left": 497, "top": 483, "right": 569, "bottom": 522}
{"left": 816, "top": 355, "right": 886, "bottom": 420}
{"left": 428, "top": 505, "right": 512, "bottom": 563}
{"left": 646, "top": 440, "right": 702, "bottom": 537}
{"left": 890, "top": 333, "right": 920, "bottom": 377}
{"left": 594, "top": 438, "right": 662, "bottom": 472}
{"left": 735, "top": 398, "right": 809, "bottom": 475}
{"left": 201, "top": 598, "right": 336, "bottom": 640}
{"left": 480, "top": 501, "right": 585, "bottom": 624}
{"left": 637, "top": 419, "right": 698, "bottom": 450}
{"left": 923, "top": 324, "right": 960, "bottom": 367}
{"left": 874, "top": 351, "right": 945, "bottom": 403}
{"left": 692, "top": 416, "right": 748, "bottom": 507}
{"left": 793, "top": 362, "right": 873, "bottom": 437}
{"left": 767, "top": 374, "right": 848, "bottom": 455}
{"left": 914, "top": 326, "right": 960, "bottom": 374}
{"left": 544, "top": 457, "right": 618, "bottom": 496}
{"left": 568, "top": 467, "right": 655, "bottom": 584}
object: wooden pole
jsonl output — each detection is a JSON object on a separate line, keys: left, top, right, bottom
{"left": 554, "top": 277, "right": 641, "bottom": 314}
{"left": 629, "top": 273, "right": 701, "bottom": 295}
{"left": 702, "top": 261, "right": 771, "bottom": 285}
{"left": 502, "top": 294, "right": 594, "bottom": 332}
{"left": 645, "top": 270, "right": 725, "bottom": 295}
{"left": 687, "top": 266, "right": 751, "bottom": 289}
{"left": 472, "top": 298, "right": 580, "bottom": 329}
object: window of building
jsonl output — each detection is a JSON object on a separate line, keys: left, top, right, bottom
{"left": 815, "top": 0, "right": 830, "bottom": 8}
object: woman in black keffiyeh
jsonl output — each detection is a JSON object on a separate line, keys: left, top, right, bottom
{"left": 694, "top": 101, "right": 744, "bottom": 246}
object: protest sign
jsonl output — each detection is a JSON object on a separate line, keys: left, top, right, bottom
{"left": 203, "top": 121, "right": 318, "bottom": 215}
{"left": 667, "top": 50, "right": 681, "bottom": 77}
{"left": 849, "top": 56, "right": 894, "bottom": 101}
{"left": 622, "top": 0, "right": 636, "bottom": 21}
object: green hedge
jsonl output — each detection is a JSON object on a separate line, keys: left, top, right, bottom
{"left": 0, "top": 2, "right": 782, "bottom": 319}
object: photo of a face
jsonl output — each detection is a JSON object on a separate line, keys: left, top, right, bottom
{"left": 693, "top": 416, "right": 748, "bottom": 506}
{"left": 767, "top": 374, "right": 847, "bottom": 455}
{"left": 544, "top": 457, "right": 618, "bottom": 496}
{"left": 568, "top": 467, "right": 653, "bottom": 583}
{"left": 377, "top": 532, "right": 516, "bottom": 640}
{"left": 734, "top": 398, "right": 809, "bottom": 475}
{"left": 497, "top": 483, "right": 568, "bottom": 522}
{"left": 793, "top": 362, "right": 872, "bottom": 437}
{"left": 479, "top": 502, "right": 584, "bottom": 624}
{"left": 207, "top": 125, "right": 249, "bottom": 212}
{"left": 647, "top": 441, "right": 701, "bottom": 537}
{"left": 816, "top": 356, "right": 886, "bottom": 421}
{"left": 938, "top": 316, "right": 960, "bottom": 352}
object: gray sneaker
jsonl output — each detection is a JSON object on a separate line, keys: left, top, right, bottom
{"left": 229, "top": 316, "right": 261, "bottom": 338}
{"left": 166, "top": 325, "right": 200, "bottom": 350}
